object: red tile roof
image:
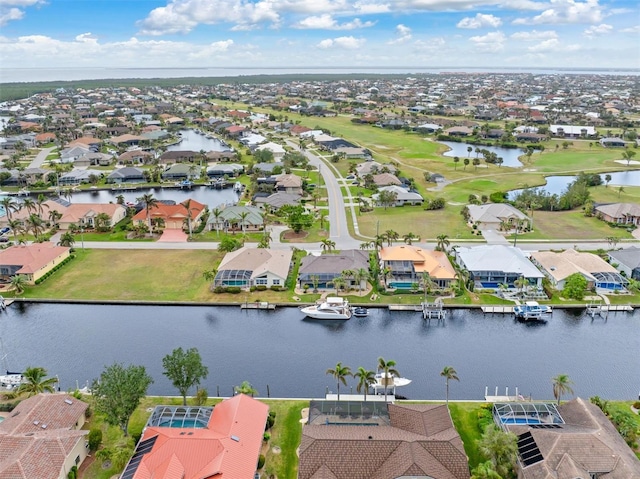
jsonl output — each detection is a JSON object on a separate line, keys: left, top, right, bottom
{"left": 131, "top": 394, "right": 268, "bottom": 479}
{"left": 0, "top": 244, "right": 70, "bottom": 275}
{"left": 132, "top": 199, "right": 205, "bottom": 223}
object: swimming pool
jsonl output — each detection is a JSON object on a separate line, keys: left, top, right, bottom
{"left": 158, "top": 419, "right": 207, "bottom": 428}
{"left": 389, "top": 281, "right": 417, "bottom": 289}
{"left": 500, "top": 417, "right": 542, "bottom": 425}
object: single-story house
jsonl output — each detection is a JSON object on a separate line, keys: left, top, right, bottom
{"left": 73, "top": 151, "right": 112, "bottom": 167}
{"left": 205, "top": 150, "right": 237, "bottom": 162}
{"left": 275, "top": 173, "right": 303, "bottom": 195}
{"left": 252, "top": 162, "right": 281, "bottom": 175}
{"left": 132, "top": 199, "right": 205, "bottom": 230}
{"left": 117, "top": 150, "right": 154, "bottom": 165}
{"left": 372, "top": 172, "right": 402, "bottom": 187}
{"left": 161, "top": 163, "right": 199, "bottom": 180}
{"left": 107, "top": 167, "right": 146, "bottom": 184}
{"left": 208, "top": 205, "right": 263, "bottom": 232}
{"left": 0, "top": 167, "right": 47, "bottom": 186}
{"left": 121, "top": 395, "right": 268, "bottom": 479}
{"left": 0, "top": 393, "right": 89, "bottom": 479}
{"left": 239, "top": 133, "right": 266, "bottom": 146}
{"left": 444, "top": 126, "right": 474, "bottom": 136}
{"left": 58, "top": 169, "right": 103, "bottom": 186}
{"left": 60, "top": 145, "right": 92, "bottom": 164}
{"left": 214, "top": 247, "right": 293, "bottom": 289}
{"left": 332, "top": 146, "right": 369, "bottom": 159}
{"left": 501, "top": 398, "right": 640, "bottom": 479}
{"left": 599, "top": 137, "right": 626, "bottom": 147}
{"left": 206, "top": 163, "right": 244, "bottom": 178}
{"left": 255, "top": 141, "right": 286, "bottom": 161}
{"left": 298, "top": 250, "right": 369, "bottom": 290}
{"left": 608, "top": 246, "right": 640, "bottom": 280}
{"left": 595, "top": 202, "right": 640, "bottom": 226}
{"left": 355, "top": 161, "right": 396, "bottom": 177}
{"left": 299, "top": 402, "right": 470, "bottom": 479}
{"left": 414, "top": 122, "right": 442, "bottom": 133}
{"left": 372, "top": 185, "right": 423, "bottom": 206}
{"left": 253, "top": 192, "right": 301, "bottom": 211}
{"left": 531, "top": 249, "right": 628, "bottom": 291}
{"left": 0, "top": 244, "right": 70, "bottom": 284}
{"left": 466, "top": 203, "right": 530, "bottom": 231}
{"left": 549, "top": 124, "right": 596, "bottom": 138}
{"left": 158, "top": 150, "right": 198, "bottom": 164}
{"left": 454, "top": 245, "right": 544, "bottom": 290}
{"left": 108, "top": 134, "right": 146, "bottom": 146}
{"left": 379, "top": 245, "right": 457, "bottom": 289}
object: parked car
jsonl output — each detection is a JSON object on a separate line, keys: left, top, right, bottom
{"left": 0, "top": 237, "right": 9, "bottom": 242}
{"left": 0, "top": 227, "right": 10, "bottom": 235}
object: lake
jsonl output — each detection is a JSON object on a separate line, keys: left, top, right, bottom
{"left": 509, "top": 170, "right": 640, "bottom": 199}
{"left": 2, "top": 303, "right": 638, "bottom": 401}
{"left": 439, "top": 141, "right": 524, "bottom": 168}
{"left": 167, "top": 129, "right": 231, "bottom": 153}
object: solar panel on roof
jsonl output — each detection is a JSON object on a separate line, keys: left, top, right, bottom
{"left": 517, "top": 432, "right": 544, "bottom": 467}
{"left": 121, "top": 435, "right": 158, "bottom": 479}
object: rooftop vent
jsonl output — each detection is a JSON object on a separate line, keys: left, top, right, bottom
{"left": 41, "top": 424, "right": 47, "bottom": 429}
{"left": 64, "top": 399, "right": 73, "bottom": 405}
{"left": 33, "top": 420, "right": 40, "bottom": 426}
{"left": 230, "top": 435, "right": 240, "bottom": 442}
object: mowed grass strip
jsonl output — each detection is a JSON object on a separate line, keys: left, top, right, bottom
{"left": 27, "top": 249, "right": 223, "bottom": 302}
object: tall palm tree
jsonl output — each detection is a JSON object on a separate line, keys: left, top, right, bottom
{"left": 403, "top": 232, "right": 418, "bottom": 245}
{"left": 7, "top": 219, "right": 22, "bottom": 243}
{"left": 182, "top": 199, "right": 197, "bottom": 238}
{"left": 436, "top": 234, "right": 450, "bottom": 252}
{"left": 326, "top": 362, "right": 351, "bottom": 401}
{"left": 21, "top": 198, "right": 36, "bottom": 215}
{"left": 377, "top": 357, "right": 399, "bottom": 402}
{"left": 237, "top": 210, "right": 250, "bottom": 233}
{"left": 354, "top": 268, "right": 369, "bottom": 294}
{"left": 440, "top": 366, "right": 460, "bottom": 405}
{"left": 10, "top": 274, "right": 28, "bottom": 295}
{"left": 17, "top": 366, "right": 57, "bottom": 396}
{"left": 384, "top": 229, "right": 399, "bottom": 246}
{"left": 552, "top": 374, "right": 574, "bottom": 405}
{"left": 25, "top": 213, "right": 44, "bottom": 241}
{"left": 48, "top": 209, "right": 62, "bottom": 227}
{"left": 58, "top": 231, "right": 75, "bottom": 247}
{"left": 320, "top": 238, "right": 336, "bottom": 252}
{"left": 211, "top": 207, "right": 223, "bottom": 235}
{"left": 136, "top": 193, "right": 158, "bottom": 233}
{"left": 354, "top": 367, "right": 376, "bottom": 401}
{"left": 35, "top": 194, "right": 49, "bottom": 218}
{"left": 0, "top": 196, "right": 18, "bottom": 221}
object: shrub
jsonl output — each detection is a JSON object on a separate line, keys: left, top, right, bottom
{"left": 67, "top": 466, "right": 78, "bottom": 479}
{"left": 633, "top": 401, "right": 640, "bottom": 410}
{"left": 490, "top": 191, "right": 508, "bottom": 203}
{"left": 270, "top": 285, "right": 283, "bottom": 291}
{"left": 88, "top": 429, "right": 102, "bottom": 451}
{"left": 257, "top": 454, "right": 266, "bottom": 469}
{"left": 255, "top": 285, "right": 267, "bottom": 291}
{"left": 263, "top": 431, "right": 271, "bottom": 442}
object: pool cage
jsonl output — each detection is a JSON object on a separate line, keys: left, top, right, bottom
{"left": 146, "top": 405, "right": 213, "bottom": 429}
{"left": 214, "top": 269, "right": 252, "bottom": 287}
{"left": 298, "top": 272, "right": 339, "bottom": 290}
{"left": 307, "top": 400, "right": 390, "bottom": 426}
{"left": 493, "top": 402, "right": 564, "bottom": 429}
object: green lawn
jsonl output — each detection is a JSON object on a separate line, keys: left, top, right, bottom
{"left": 448, "top": 402, "right": 487, "bottom": 469}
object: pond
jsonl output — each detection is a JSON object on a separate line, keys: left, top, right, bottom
{"left": 1, "top": 303, "right": 638, "bottom": 401}
{"left": 439, "top": 141, "right": 524, "bottom": 168}
{"left": 167, "top": 129, "right": 231, "bottom": 153}
{"left": 509, "top": 170, "right": 640, "bottom": 199}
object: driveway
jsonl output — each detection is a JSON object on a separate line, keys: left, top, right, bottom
{"left": 157, "top": 229, "right": 188, "bottom": 242}
{"left": 28, "top": 147, "right": 56, "bottom": 169}
{"left": 481, "top": 229, "right": 509, "bottom": 245}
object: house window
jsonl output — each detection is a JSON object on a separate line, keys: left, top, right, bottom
{"left": 75, "top": 455, "right": 81, "bottom": 465}
{"left": 272, "top": 279, "right": 280, "bottom": 285}
{"left": 255, "top": 279, "right": 268, "bottom": 285}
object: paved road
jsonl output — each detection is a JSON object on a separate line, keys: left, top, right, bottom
{"left": 28, "top": 147, "right": 55, "bottom": 169}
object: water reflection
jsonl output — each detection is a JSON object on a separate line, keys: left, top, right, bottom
{"left": 439, "top": 141, "right": 524, "bottom": 168}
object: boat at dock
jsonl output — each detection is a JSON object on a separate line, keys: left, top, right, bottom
{"left": 301, "top": 297, "right": 351, "bottom": 320}
{"left": 514, "top": 301, "right": 552, "bottom": 321}
{"left": 373, "top": 371, "right": 412, "bottom": 396}
{"left": 0, "top": 371, "right": 24, "bottom": 390}
{"left": 352, "top": 307, "right": 369, "bottom": 317}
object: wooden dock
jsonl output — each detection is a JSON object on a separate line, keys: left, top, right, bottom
{"left": 585, "top": 303, "right": 633, "bottom": 318}
{"left": 481, "top": 306, "right": 515, "bottom": 314}
{"left": 388, "top": 304, "right": 422, "bottom": 311}
{"left": 241, "top": 302, "right": 276, "bottom": 310}
{"left": 422, "top": 300, "right": 446, "bottom": 320}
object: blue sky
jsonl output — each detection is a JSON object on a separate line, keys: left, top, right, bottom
{"left": 0, "top": 0, "right": 638, "bottom": 72}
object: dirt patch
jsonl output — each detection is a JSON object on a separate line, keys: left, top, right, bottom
{"left": 282, "top": 231, "right": 309, "bottom": 240}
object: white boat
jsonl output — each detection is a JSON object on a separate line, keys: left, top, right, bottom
{"left": 0, "top": 371, "right": 24, "bottom": 390}
{"left": 514, "top": 301, "right": 552, "bottom": 321}
{"left": 372, "top": 371, "right": 412, "bottom": 395}
{"left": 352, "top": 307, "right": 369, "bottom": 317}
{"left": 301, "top": 297, "right": 351, "bottom": 320}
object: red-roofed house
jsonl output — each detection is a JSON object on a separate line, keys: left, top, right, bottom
{"left": 122, "top": 394, "right": 268, "bottom": 479}
{"left": 0, "top": 393, "right": 89, "bottom": 479}
{"left": 0, "top": 244, "right": 70, "bottom": 284}
{"left": 132, "top": 199, "right": 206, "bottom": 230}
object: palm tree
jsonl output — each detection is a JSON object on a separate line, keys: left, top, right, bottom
{"left": 234, "top": 380, "right": 258, "bottom": 397}
{"left": 58, "top": 231, "right": 75, "bottom": 247}
{"left": 377, "top": 357, "right": 399, "bottom": 402}
{"left": 25, "top": 214, "right": 44, "bottom": 241}
{"left": 136, "top": 193, "right": 158, "bottom": 233}
{"left": 467, "top": 146, "right": 472, "bottom": 157}
{"left": 21, "top": 197, "right": 36, "bottom": 215}
{"left": 320, "top": 238, "right": 336, "bottom": 252}
{"left": 341, "top": 269, "right": 355, "bottom": 291}
{"left": 7, "top": 219, "right": 22, "bottom": 243}
{"left": 514, "top": 276, "right": 528, "bottom": 299}
{"left": 354, "top": 367, "right": 376, "bottom": 401}
{"left": 617, "top": 185, "right": 625, "bottom": 198}
{"left": 35, "top": 194, "right": 49, "bottom": 218}
{"left": 326, "top": 362, "right": 352, "bottom": 401}
{"left": 436, "top": 234, "right": 450, "bottom": 252}
{"left": 17, "top": 366, "right": 57, "bottom": 396}
{"left": 237, "top": 210, "right": 250, "bottom": 233}
{"left": 440, "top": 366, "right": 459, "bottom": 405}
{"left": 48, "top": 209, "right": 62, "bottom": 227}
{"left": 621, "top": 149, "right": 636, "bottom": 166}
{"left": 182, "top": 199, "right": 197, "bottom": 238}
{"left": 477, "top": 425, "right": 518, "bottom": 479}
{"left": 202, "top": 268, "right": 217, "bottom": 282}
{"left": 210, "top": 207, "right": 223, "bottom": 235}
{"left": 0, "top": 196, "right": 18, "bottom": 221}
{"left": 331, "top": 276, "right": 346, "bottom": 295}
{"left": 403, "top": 232, "right": 418, "bottom": 245}
{"left": 10, "top": 274, "right": 28, "bottom": 295}
{"left": 463, "top": 158, "right": 469, "bottom": 170}
{"left": 453, "top": 156, "right": 460, "bottom": 170}
{"left": 354, "top": 268, "right": 369, "bottom": 294}
{"left": 384, "top": 229, "right": 398, "bottom": 246}
{"left": 604, "top": 174, "right": 611, "bottom": 187}
{"left": 552, "top": 374, "right": 574, "bottom": 405}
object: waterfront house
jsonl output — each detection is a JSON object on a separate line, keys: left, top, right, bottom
{"left": 206, "top": 163, "right": 244, "bottom": 178}
{"left": 0, "top": 393, "right": 89, "bottom": 479}
{"left": 132, "top": 199, "right": 205, "bottom": 230}
{"left": 531, "top": 249, "right": 628, "bottom": 292}
{"left": 255, "top": 141, "right": 286, "bottom": 161}
{"left": 299, "top": 402, "right": 470, "bottom": 479}
{"left": 298, "top": 250, "right": 369, "bottom": 290}
{"left": 158, "top": 150, "right": 198, "bottom": 164}
{"left": 594, "top": 202, "right": 640, "bottom": 226}
{"left": 466, "top": 203, "right": 530, "bottom": 232}
{"left": 501, "top": 398, "right": 640, "bottom": 479}
{"left": 0, "top": 243, "right": 70, "bottom": 284}
{"left": 161, "top": 163, "right": 199, "bottom": 181}
{"left": 379, "top": 245, "right": 457, "bottom": 289}
{"left": 608, "top": 246, "right": 640, "bottom": 280}
{"left": 121, "top": 394, "right": 268, "bottom": 479}
{"left": 107, "top": 166, "right": 146, "bottom": 184}
{"left": 58, "top": 169, "right": 103, "bottom": 186}
{"left": 214, "top": 246, "right": 292, "bottom": 289}
{"left": 275, "top": 173, "right": 303, "bottom": 195}
{"left": 207, "top": 205, "right": 263, "bottom": 232}
{"left": 372, "top": 185, "right": 424, "bottom": 206}
{"left": 454, "top": 245, "right": 543, "bottom": 290}
{"left": 117, "top": 150, "right": 154, "bottom": 165}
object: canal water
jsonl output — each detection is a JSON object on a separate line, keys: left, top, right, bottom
{"left": 2, "top": 303, "right": 638, "bottom": 400}
{"left": 439, "top": 141, "right": 524, "bottom": 168}
{"left": 166, "top": 129, "right": 231, "bottom": 153}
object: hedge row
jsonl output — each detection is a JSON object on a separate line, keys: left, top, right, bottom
{"left": 34, "top": 255, "right": 75, "bottom": 285}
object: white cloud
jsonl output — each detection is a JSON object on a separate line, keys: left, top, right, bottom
{"left": 621, "top": 25, "right": 640, "bottom": 33}
{"left": 293, "top": 14, "right": 375, "bottom": 30}
{"left": 583, "top": 23, "right": 612, "bottom": 37}
{"left": 0, "top": 6, "right": 22, "bottom": 25}
{"left": 457, "top": 13, "right": 502, "bottom": 29}
{"left": 513, "top": 0, "right": 604, "bottom": 25}
{"left": 510, "top": 30, "right": 558, "bottom": 40}
{"left": 388, "top": 23, "right": 412, "bottom": 44}
{"left": 317, "top": 35, "right": 365, "bottom": 49}
{"left": 527, "top": 38, "right": 580, "bottom": 52}
{"left": 469, "top": 31, "right": 505, "bottom": 52}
